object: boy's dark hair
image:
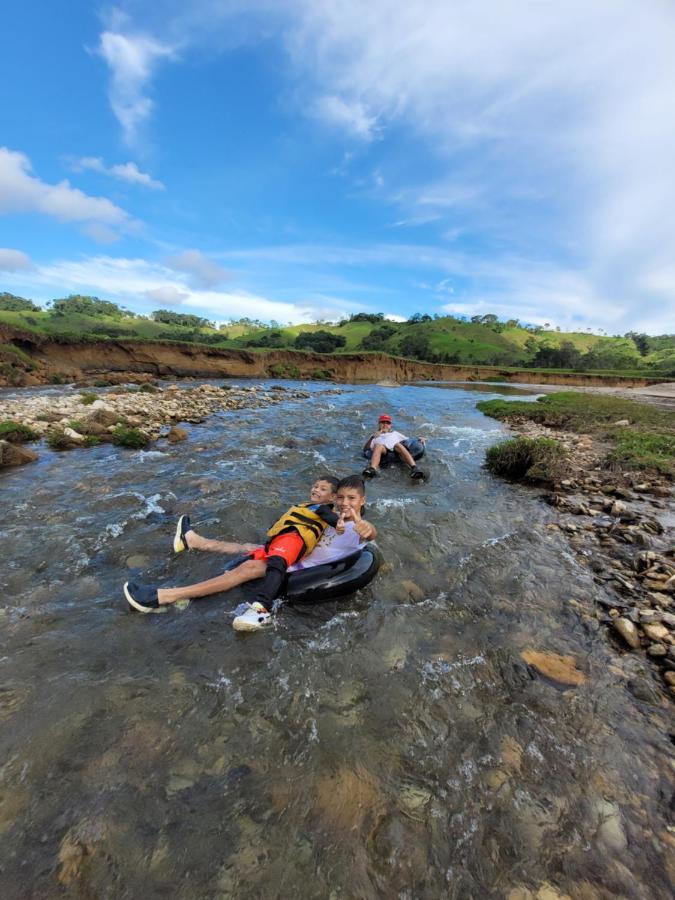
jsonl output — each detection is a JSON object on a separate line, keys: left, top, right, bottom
{"left": 336, "top": 474, "right": 366, "bottom": 495}
{"left": 317, "top": 474, "right": 340, "bottom": 492}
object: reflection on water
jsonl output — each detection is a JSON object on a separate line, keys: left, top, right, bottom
{"left": 1, "top": 381, "right": 673, "bottom": 898}
{"left": 409, "top": 380, "right": 539, "bottom": 397}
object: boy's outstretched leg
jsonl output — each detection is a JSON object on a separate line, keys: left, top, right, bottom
{"left": 124, "top": 557, "right": 267, "bottom": 613}
{"left": 173, "top": 515, "right": 258, "bottom": 555}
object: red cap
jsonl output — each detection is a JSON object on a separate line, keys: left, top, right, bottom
{"left": 378, "top": 414, "right": 392, "bottom": 423}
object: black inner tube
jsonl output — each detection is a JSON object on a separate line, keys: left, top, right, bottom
{"left": 223, "top": 544, "right": 382, "bottom": 605}
{"left": 364, "top": 436, "right": 425, "bottom": 465}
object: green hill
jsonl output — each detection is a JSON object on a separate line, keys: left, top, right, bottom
{"left": 1, "top": 293, "right": 674, "bottom": 376}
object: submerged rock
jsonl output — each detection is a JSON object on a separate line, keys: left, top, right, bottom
{"left": 0, "top": 440, "right": 38, "bottom": 467}
{"left": 166, "top": 425, "right": 188, "bottom": 443}
{"left": 521, "top": 650, "right": 586, "bottom": 686}
{"left": 593, "top": 798, "right": 628, "bottom": 854}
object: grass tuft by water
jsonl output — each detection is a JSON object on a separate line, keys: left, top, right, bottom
{"left": 110, "top": 424, "right": 150, "bottom": 449}
{"left": 485, "top": 436, "right": 568, "bottom": 484}
{"left": 478, "top": 392, "right": 675, "bottom": 476}
{"left": 0, "top": 420, "right": 39, "bottom": 442}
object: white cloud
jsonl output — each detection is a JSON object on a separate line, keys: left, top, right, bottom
{"left": 313, "top": 95, "right": 378, "bottom": 140}
{"left": 97, "top": 30, "right": 175, "bottom": 143}
{"left": 0, "top": 147, "right": 132, "bottom": 231}
{"left": 283, "top": 1, "right": 675, "bottom": 325}
{"left": 0, "top": 248, "right": 33, "bottom": 272}
{"left": 165, "top": 249, "right": 231, "bottom": 289}
{"left": 73, "top": 156, "right": 165, "bottom": 189}
{"left": 3, "top": 254, "right": 358, "bottom": 324}
{"left": 144, "top": 286, "right": 189, "bottom": 305}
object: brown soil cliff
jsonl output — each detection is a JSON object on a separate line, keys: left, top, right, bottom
{"left": 0, "top": 324, "right": 663, "bottom": 388}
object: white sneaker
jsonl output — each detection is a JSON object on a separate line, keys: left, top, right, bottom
{"left": 232, "top": 602, "right": 272, "bottom": 631}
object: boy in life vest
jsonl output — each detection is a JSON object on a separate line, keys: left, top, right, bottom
{"left": 232, "top": 474, "right": 343, "bottom": 629}
{"left": 124, "top": 475, "right": 376, "bottom": 630}
{"left": 363, "top": 414, "right": 426, "bottom": 479}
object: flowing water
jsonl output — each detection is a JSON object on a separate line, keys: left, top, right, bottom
{"left": 1, "top": 381, "right": 673, "bottom": 899}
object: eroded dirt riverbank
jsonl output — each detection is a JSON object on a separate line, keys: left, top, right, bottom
{"left": 1, "top": 323, "right": 666, "bottom": 390}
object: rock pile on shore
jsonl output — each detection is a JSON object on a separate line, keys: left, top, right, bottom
{"left": 515, "top": 420, "right": 674, "bottom": 699}
{"left": 0, "top": 382, "right": 325, "bottom": 464}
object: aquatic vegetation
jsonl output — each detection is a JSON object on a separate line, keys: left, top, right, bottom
{"left": 46, "top": 429, "right": 74, "bottom": 450}
{"left": 485, "top": 436, "right": 568, "bottom": 484}
{"left": 0, "top": 420, "right": 39, "bottom": 442}
{"left": 110, "top": 424, "right": 150, "bottom": 449}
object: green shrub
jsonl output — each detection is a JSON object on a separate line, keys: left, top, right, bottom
{"left": 310, "top": 369, "right": 333, "bottom": 380}
{"left": 485, "top": 436, "right": 568, "bottom": 484}
{"left": 110, "top": 425, "right": 150, "bottom": 449}
{"left": 67, "top": 420, "right": 85, "bottom": 432}
{"left": 93, "top": 378, "right": 111, "bottom": 387}
{"left": 79, "top": 391, "right": 99, "bottom": 405}
{"left": 138, "top": 383, "right": 158, "bottom": 393}
{"left": 46, "top": 430, "right": 73, "bottom": 450}
{"left": 83, "top": 435, "right": 101, "bottom": 448}
{"left": 0, "top": 421, "right": 39, "bottom": 442}
{"left": 49, "top": 374, "right": 66, "bottom": 385}
{"left": 269, "top": 363, "right": 300, "bottom": 378}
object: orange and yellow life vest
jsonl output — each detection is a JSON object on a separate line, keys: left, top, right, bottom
{"left": 266, "top": 503, "right": 334, "bottom": 555}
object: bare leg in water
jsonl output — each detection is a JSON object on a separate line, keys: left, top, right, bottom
{"left": 156, "top": 557, "right": 266, "bottom": 606}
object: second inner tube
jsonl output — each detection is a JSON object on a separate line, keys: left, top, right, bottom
{"left": 364, "top": 436, "right": 425, "bottom": 466}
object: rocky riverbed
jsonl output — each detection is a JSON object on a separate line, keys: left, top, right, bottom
{"left": 503, "top": 419, "right": 675, "bottom": 701}
{"left": 0, "top": 381, "right": 337, "bottom": 465}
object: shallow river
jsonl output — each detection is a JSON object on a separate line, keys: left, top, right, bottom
{"left": 1, "top": 381, "right": 673, "bottom": 899}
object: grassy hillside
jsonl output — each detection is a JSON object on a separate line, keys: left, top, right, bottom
{"left": 1, "top": 293, "right": 674, "bottom": 376}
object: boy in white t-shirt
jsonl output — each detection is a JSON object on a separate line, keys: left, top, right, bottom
{"left": 123, "top": 475, "right": 376, "bottom": 630}
{"left": 363, "top": 413, "right": 426, "bottom": 480}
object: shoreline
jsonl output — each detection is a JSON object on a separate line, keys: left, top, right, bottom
{"left": 488, "top": 414, "right": 675, "bottom": 703}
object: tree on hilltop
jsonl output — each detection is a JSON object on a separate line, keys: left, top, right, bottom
{"left": 151, "top": 309, "right": 214, "bottom": 329}
{"left": 0, "top": 291, "right": 40, "bottom": 312}
{"left": 50, "top": 295, "right": 135, "bottom": 319}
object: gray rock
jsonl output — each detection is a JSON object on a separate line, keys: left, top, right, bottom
{"left": 593, "top": 798, "right": 627, "bottom": 853}
{"left": 627, "top": 677, "right": 661, "bottom": 704}
{"left": 0, "top": 440, "right": 39, "bottom": 467}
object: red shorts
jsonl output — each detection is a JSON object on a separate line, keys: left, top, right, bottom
{"left": 250, "top": 531, "right": 305, "bottom": 567}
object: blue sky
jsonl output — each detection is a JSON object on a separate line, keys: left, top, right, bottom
{"left": 1, "top": 1, "right": 674, "bottom": 333}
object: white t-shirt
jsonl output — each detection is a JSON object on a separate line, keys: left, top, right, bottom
{"left": 288, "top": 521, "right": 364, "bottom": 571}
{"left": 371, "top": 429, "right": 407, "bottom": 451}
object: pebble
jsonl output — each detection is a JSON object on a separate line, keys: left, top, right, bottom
{"left": 612, "top": 618, "right": 641, "bottom": 649}
{"left": 647, "top": 643, "right": 667, "bottom": 657}
{"left": 642, "top": 623, "right": 669, "bottom": 641}
{"left": 399, "top": 580, "right": 425, "bottom": 602}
